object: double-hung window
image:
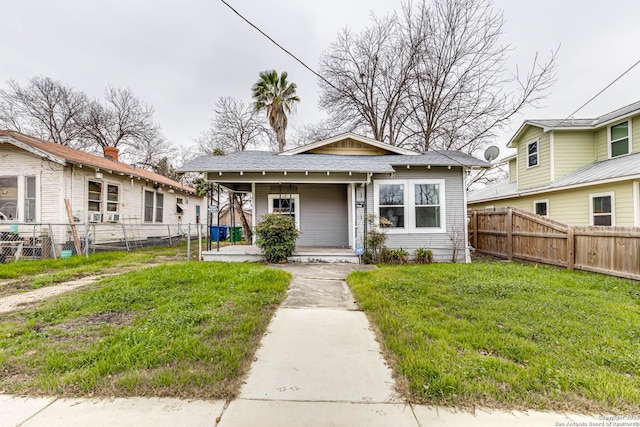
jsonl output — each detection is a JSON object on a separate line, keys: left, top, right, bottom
{"left": 155, "top": 193, "right": 164, "bottom": 223}
{"left": 375, "top": 179, "right": 445, "bottom": 233}
{"left": 378, "top": 184, "right": 405, "bottom": 228}
{"left": 24, "top": 177, "right": 36, "bottom": 222}
{"left": 106, "top": 185, "right": 119, "bottom": 212}
{"left": 527, "top": 140, "right": 539, "bottom": 167}
{"left": 88, "top": 180, "right": 102, "bottom": 212}
{"left": 609, "top": 121, "right": 630, "bottom": 158}
{"left": 144, "top": 191, "right": 155, "bottom": 222}
{"left": 590, "top": 192, "right": 614, "bottom": 226}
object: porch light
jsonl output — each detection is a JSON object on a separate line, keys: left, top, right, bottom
{"left": 305, "top": 171, "right": 308, "bottom": 175}
{"left": 348, "top": 171, "right": 352, "bottom": 176}
{"left": 219, "top": 171, "right": 222, "bottom": 176}
{"left": 95, "top": 172, "right": 103, "bottom": 179}
{"left": 262, "top": 171, "right": 265, "bottom": 175}
{"left": 284, "top": 171, "right": 287, "bottom": 175}
{"left": 327, "top": 171, "right": 330, "bottom": 176}
{"left": 406, "top": 165, "right": 411, "bottom": 169}
{"left": 427, "top": 165, "right": 431, "bottom": 169}
{"left": 240, "top": 171, "right": 243, "bottom": 176}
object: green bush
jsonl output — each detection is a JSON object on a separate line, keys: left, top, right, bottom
{"left": 255, "top": 214, "right": 300, "bottom": 263}
{"left": 381, "top": 248, "right": 409, "bottom": 264}
{"left": 414, "top": 247, "right": 434, "bottom": 264}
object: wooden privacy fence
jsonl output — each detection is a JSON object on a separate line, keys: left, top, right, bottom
{"left": 469, "top": 207, "right": 640, "bottom": 281}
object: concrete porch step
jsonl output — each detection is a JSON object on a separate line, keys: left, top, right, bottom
{"left": 202, "top": 246, "right": 360, "bottom": 264}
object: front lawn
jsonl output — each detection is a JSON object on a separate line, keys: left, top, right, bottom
{"left": 0, "top": 262, "right": 290, "bottom": 399}
{"left": 0, "top": 245, "right": 195, "bottom": 298}
{"left": 348, "top": 261, "right": 640, "bottom": 413}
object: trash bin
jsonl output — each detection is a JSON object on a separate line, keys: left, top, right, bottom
{"left": 229, "top": 226, "right": 242, "bottom": 242}
{"left": 210, "top": 225, "right": 228, "bottom": 241}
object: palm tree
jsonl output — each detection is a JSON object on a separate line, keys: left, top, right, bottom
{"left": 251, "top": 70, "right": 300, "bottom": 152}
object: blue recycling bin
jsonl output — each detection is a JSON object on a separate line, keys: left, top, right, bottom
{"left": 210, "top": 225, "right": 228, "bottom": 241}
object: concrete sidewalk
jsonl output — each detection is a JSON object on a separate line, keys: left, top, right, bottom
{"left": 3, "top": 264, "right": 604, "bottom": 426}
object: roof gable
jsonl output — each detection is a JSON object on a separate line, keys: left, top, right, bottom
{"left": 280, "top": 133, "right": 419, "bottom": 156}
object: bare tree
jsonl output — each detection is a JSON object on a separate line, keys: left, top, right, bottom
{"left": 197, "top": 97, "right": 270, "bottom": 154}
{"left": 0, "top": 76, "right": 87, "bottom": 146}
{"left": 318, "top": 0, "right": 557, "bottom": 153}
{"left": 78, "top": 86, "right": 160, "bottom": 152}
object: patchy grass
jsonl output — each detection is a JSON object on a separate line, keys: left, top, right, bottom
{"left": 347, "top": 261, "right": 640, "bottom": 413}
{"left": 0, "top": 262, "right": 290, "bottom": 399}
{"left": 0, "top": 245, "right": 194, "bottom": 297}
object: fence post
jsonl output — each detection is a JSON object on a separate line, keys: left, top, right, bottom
{"left": 472, "top": 210, "right": 478, "bottom": 249}
{"left": 84, "top": 223, "right": 89, "bottom": 258}
{"left": 187, "top": 223, "right": 191, "bottom": 261}
{"left": 567, "top": 226, "right": 575, "bottom": 270}
{"left": 198, "top": 223, "right": 203, "bottom": 261}
{"left": 122, "top": 224, "right": 130, "bottom": 252}
{"left": 167, "top": 225, "right": 172, "bottom": 246}
{"left": 506, "top": 208, "right": 513, "bottom": 261}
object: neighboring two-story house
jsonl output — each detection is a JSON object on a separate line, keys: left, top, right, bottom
{"left": 468, "top": 101, "right": 640, "bottom": 227}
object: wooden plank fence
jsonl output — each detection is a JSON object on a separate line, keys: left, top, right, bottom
{"left": 469, "top": 207, "right": 640, "bottom": 281}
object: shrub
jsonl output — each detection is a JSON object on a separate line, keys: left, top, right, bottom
{"left": 364, "top": 213, "right": 391, "bottom": 264}
{"left": 381, "top": 248, "right": 409, "bottom": 264}
{"left": 255, "top": 214, "right": 300, "bottom": 263}
{"left": 414, "top": 247, "right": 434, "bottom": 264}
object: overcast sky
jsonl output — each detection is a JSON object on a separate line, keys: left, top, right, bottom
{"left": 2, "top": 0, "right": 640, "bottom": 159}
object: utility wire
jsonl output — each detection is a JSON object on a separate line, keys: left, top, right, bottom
{"left": 218, "top": 0, "right": 339, "bottom": 92}
{"left": 550, "top": 58, "right": 640, "bottom": 130}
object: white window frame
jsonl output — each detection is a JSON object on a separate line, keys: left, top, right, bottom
{"left": 526, "top": 139, "right": 539, "bottom": 168}
{"left": 143, "top": 190, "right": 155, "bottom": 223}
{"left": 589, "top": 191, "right": 615, "bottom": 226}
{"left": 106, "top": 183, "right": 120, "bottom": 213}
{"left": 374, "top": 179, "right": 446, "bottom": 234}
{"left": 87, "top": 179, "right": 103, "bottom": 214}
{"left": 268, "top": 194, "right": 300, "bottom": 229}
{"left": 533, "top": 199, "right": 549, "bottom": 218}
{"left": 608, "top": 120, "right": 631, "bottom": 158}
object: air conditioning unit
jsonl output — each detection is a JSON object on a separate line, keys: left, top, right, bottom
{"left": 89, "top": 212, "right": 103, "bottom": 223}
{"left": 107, "top": 213, "right": 121, "bottom": 223}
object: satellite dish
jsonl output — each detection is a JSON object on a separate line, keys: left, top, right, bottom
{"left": 484, "top": 146, "right": 500, "bottom": 162}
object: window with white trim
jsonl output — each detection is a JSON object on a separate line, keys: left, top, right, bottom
{"left": 106, "top": 184, "right": 119, "bottom": 212}
{"left": 155, "top": 193, "right": 164, "bottom": 223}
{"left": 590, "top": 193, "right": 614, "bottom": 226}
{"left": 374, "top": 179, "right": 446, "bottom": 233}
{"left": 88, "top": 180, "right": 102, "bottom": 212}
{"left": 144, "top": 191, "right": 154, "bottom": 222}
{"left": 268, "top": 194, "right": 300, "bottom": 229}
{"left": 527, "top": 140, "right": 539, "bottom": 167}
{"left": 24, "top": 176, "right": 36, "bottom": 222}
{"left": 609, "top": 121, "right": 630, "bottom": 158}
{"left": 534, "top": 200, "right": 548, "bottom": 217}
{"left": 414, "top": 183, "right": 441, "bottom": 228}
{"left": 378, "top": 184, "right": 405, "bottom": 228}
{"left": 0, "top": 177, "right": 18, "bottom": 220}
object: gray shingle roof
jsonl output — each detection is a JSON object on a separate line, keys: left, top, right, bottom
{"left": 525, "top": 100, "right": 640, "bottom": 130}
{"left": 469, "top": 152, "right": 640, "bottom": 203}
{"left": 549, "top": 152, "right": 640, "bottom": 187}
{"left": 178, "top": 150, "right": 489, "bottom": 173}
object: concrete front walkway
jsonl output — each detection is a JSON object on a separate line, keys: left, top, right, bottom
{"left": 2, "top": 264, "right": 605, "bottom": 426}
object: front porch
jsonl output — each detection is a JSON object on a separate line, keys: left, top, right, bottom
{"left": 202, "top": 245, "right": 360, "bottom": 264}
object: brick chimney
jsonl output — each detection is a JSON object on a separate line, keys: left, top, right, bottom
{"left": 103, "top": 146, "right": 119, "bottom": 162}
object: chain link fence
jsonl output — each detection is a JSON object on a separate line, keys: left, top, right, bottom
{"left": 0, "top": 222, "right": 209, "bottom": 263}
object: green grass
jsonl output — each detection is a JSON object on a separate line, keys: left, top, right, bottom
{"left": 0, "top": 245, "right": 194, "bottom": 297}
{"left": 347, "top": 261, "right": 640, "bottom": 413}
{"left": 0, "top": 262, "right": 290, "bottom": 399}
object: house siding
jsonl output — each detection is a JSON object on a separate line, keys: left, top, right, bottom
{"left": 0, "top": 145, "right": 64, "bottom": 223}
{"left": 508, "top": 158, "right": 517, "bottom": 183}
{"left": 516, "top": 126, "right": 550, "bottom": 190}
{"left": 469, "top": 181, "right": 636, "bottom": 226}
{"left": 367, "top": 167, "right": 467, "bottom": 262}
{"left": 553, "top": 130, "right": 595, "bottom": 180}
{"left": 633, "top": 116, "right": 640, "bottom": 153}
{"left": 255, "top": 183, "right": 350, "bottom": 247}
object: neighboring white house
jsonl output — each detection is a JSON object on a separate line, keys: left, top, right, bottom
{"left": 0, "top": 130, "right": 204, "bottom": 251}
{"left": 179, "top": 133, "right": 490, "bottom": 262}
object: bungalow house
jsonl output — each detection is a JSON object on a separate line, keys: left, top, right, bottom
{"left": 468, "top": 101, "right": 640, "bottom": 227}
{"left": 178, "top": 133, "right": 489, "bottom": 262}
{"left": 0, "top": 130, "right": 203, "bottom": 254}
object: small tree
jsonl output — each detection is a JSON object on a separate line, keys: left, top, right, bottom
{"left": 255, "top": 214, "right": 299, "bottom": 263}
{"left": 364, "top": 213, "right": 392, "bottom": 263}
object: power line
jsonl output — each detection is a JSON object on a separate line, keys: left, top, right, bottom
{"left": 218, "top": 0, "right": 339, "bottom": 92}
{"left": 551, "top": 58, "right": 640, "bottom": 130}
